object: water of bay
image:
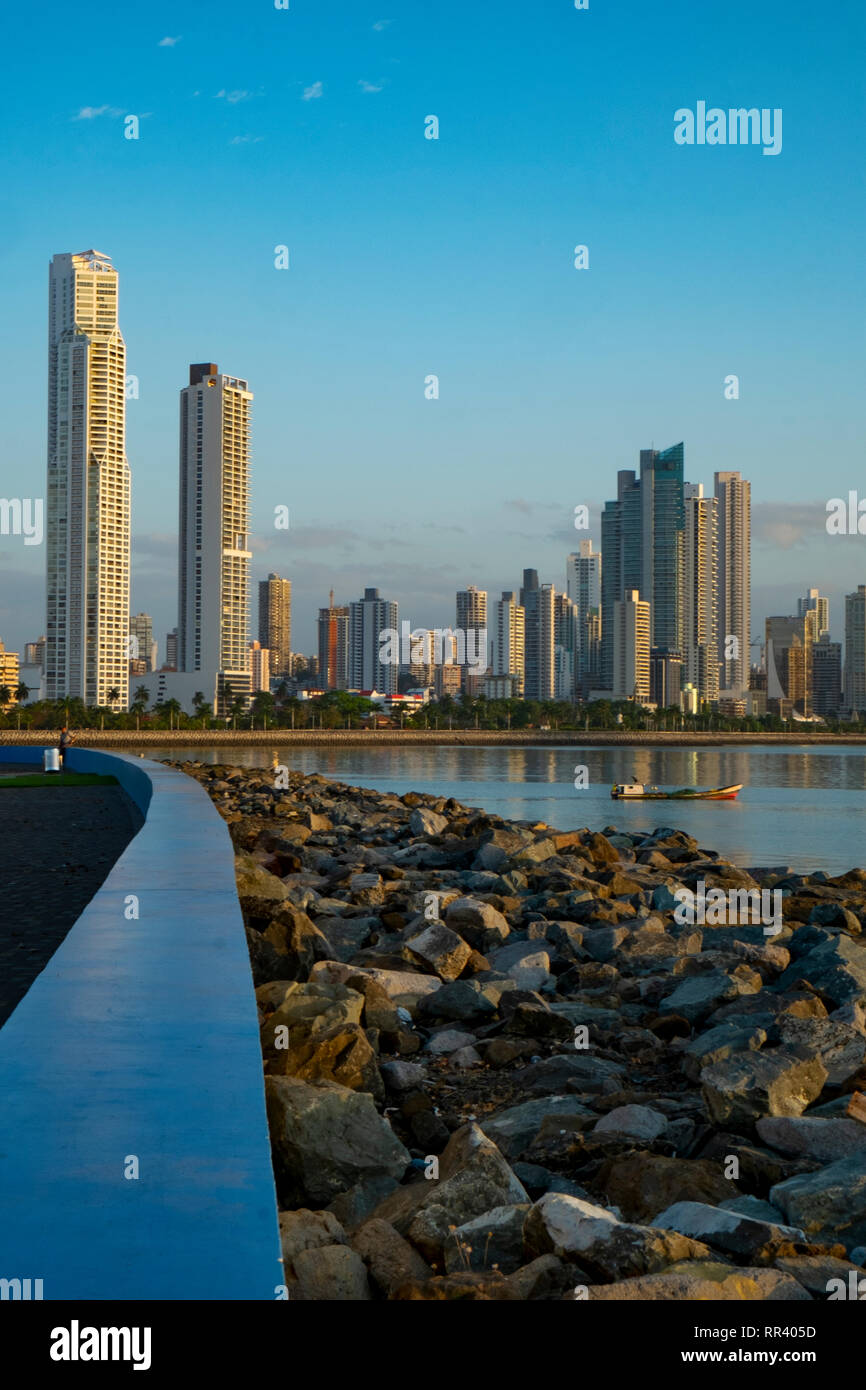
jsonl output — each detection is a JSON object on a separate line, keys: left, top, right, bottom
{"left": 149, "top": 743, "right": 866, "bottom": 876}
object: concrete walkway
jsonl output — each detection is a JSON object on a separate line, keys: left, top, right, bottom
{"left": 0, "top": 747, "right": 282, "bottom": 1299}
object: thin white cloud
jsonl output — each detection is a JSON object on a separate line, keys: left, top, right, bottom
{"left": 752, "top": 501, "right": 828, "bottom": 551}
{"left": 158, "top": 36, "right": 181, "bottom": 47}
{"left": 359, "top": 79, "right": 384, "bottom": 94}
{"left": 372, "top": 19, "right": 391, "bottom": 30}
{"left": 215, "top": 89, "right": 251, "bottom": 104}
{"left": 302, "top": 81, "right": 323, "bottom": 101}
{"left": 229, "top": 135, "right": 264, "bottom": 145}
{"left": 73, "top": 105, "right": 124, "bottom": 120}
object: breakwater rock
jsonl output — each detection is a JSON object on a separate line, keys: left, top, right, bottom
{"left": 176, "top": 761, "right": 866, "bottom": 1301}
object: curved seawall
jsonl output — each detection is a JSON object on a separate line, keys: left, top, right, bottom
{"left": 0, "top": 747, "right": 282, "bottom": 1299}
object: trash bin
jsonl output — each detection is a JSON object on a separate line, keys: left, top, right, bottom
{"left": 43, "top": 747, "right": 61, "bottom": 773}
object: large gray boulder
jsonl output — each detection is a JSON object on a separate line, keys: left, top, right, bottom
{"left": 289, "top": 1244, "right": 372, "bottom": 1300}
{"left": 406, "top": 922, "right": 472, "bottom": 980}
{"left": 593, "top": 1105, "right": 669, "bottom": 1143}
{"left": 484, "top": 1096, "right": 595, "bottom": 1159}
{"left": 770, "top": 1155, "right": 866, "bottom": 1250}
{"left": 756, "top": 1116, "right": 866, "bottom": 1163}
{"left": 523, "top": 1192, "right": 711, "bottom": 1282}
{"left": 662, "top": 969, "right": 761, "bottom": 1024}
{"left": 409, "top": 807, "right": 449, "bottom": 837}
{"left": 701, "top": 1049, "right": 828, "bottom": 1125}
{"left": 776, "top": 1014, "right": 866, "bottom": 1086}
{"left": 351, "top": 1219, "right": 432, "bottom": 1296}
{"left": 513, "top": 1053, "right": 627, "bottom": 1098}
{"left": 368, "top": 1122, "right": 528, "bottom": 1262}
{"left": 445, "top": 897, "right": 511, "bottom": 953}
{"left": 278, "top": 1208, "right": 346, "bottom": 1268}
{"left": 652, "top": 1200, "right": 804, "bottom": 1258}
{"left": 235, "top": 853, "right": 289, "bottom": 921}
{"left": 774, "top": 935, "right": 866, "bottom": 1008}
{"left": 444, "top": 1203, "right": 531, "bottom": 1275}
{"left": 266, "top": 1075, "right": 410, "bottom": 1206}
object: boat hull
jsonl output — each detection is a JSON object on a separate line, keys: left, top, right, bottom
{"left": 611, "top": 784, "right": 743, "bottom": 801}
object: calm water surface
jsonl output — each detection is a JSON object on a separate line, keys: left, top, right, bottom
{"left": 149, "top": 744, "right": 866, "bottom": 876}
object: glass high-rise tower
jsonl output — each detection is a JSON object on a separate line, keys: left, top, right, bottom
{"left": 640, "top": 443, "right": 685, "bottom": 653}
{"left": 715, "top": 470, "right": 751, "bottom": 696}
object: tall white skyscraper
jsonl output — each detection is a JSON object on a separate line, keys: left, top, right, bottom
{"left": 178, "top": 363, "right": 253, "bottom": 712}
{"left": 455, "top": 586, "right": 488, "bottom": 689}
{"left": 613, "top": 590, "right": 651, "bottom": 702}
{"left": 492, "top": 591, "right": 525, "bottom": 696}
{"left": 683, "top": 483, "right": 720, "bottom": 702}
{"left": 714, "top": 470, "right": 751, "bottom": 696}
{"left": 45, "top": 251, "right": 130, "bottom": 707}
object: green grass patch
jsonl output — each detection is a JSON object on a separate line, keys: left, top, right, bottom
{"left": 0, "top": 772, "right": 119, "bottom": 788}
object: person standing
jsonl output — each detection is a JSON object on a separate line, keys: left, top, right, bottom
{"left": 59, "top": 725, "right": 74, "bottom": 768}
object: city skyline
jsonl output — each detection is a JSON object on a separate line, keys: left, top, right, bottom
{"left": 1, "top": 247, "right": 864, "bottom": 718}
{"left": 0, "top": 1, "right": 863, "bottom": 658}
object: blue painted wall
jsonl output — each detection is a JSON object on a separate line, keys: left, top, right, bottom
{"left": 0, "top": 748, "right": 283, "bottom": 1299}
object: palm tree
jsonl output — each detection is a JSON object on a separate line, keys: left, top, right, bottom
{"left": 15, "top": 682, "right": 29, "bottom": 703}
{"left": 131, "top": 686, "right": 150, "bottom": 714}
{"left": 191, "top": 691, "right": 206, "bottom": 715}
{"left": 0, "top": 685, "right": 11, "bottom": 708}
{"left": 107, "top": 686, "right": 121, "bottom": 705}
{"left": 163, "top": 698, "right": 182, "bottom": 728}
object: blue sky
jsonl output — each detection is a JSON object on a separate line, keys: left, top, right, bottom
{"left": 1, "top": 0, "right": 864, "bottom": 657}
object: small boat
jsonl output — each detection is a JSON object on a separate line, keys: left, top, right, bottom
{"left": 611, "top": 781, "right": 743, "bottom": 801}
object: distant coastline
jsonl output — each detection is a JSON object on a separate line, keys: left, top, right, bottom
{"left": 3, "top": 729, "right": 866, "bottom": 748}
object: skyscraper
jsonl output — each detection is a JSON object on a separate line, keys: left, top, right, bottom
{"left": 258, "top": 573, "right": 292, "bottom": 677}
{"left": 492, "top": 591, "right": 525, "bottom": 696}
{"left": 317, "top": 593, "right": 350, "bottom": 690}
{"left": 350, "top": 587, "right": 398, "bottom": 695}
{"left": 523, "top": 583, "right": 556, "bottom": 700}
{"left": 600, "top": 469, "right": 642, "bottom": 689}
{"left": 553, "top": 592, "right": 579, "bottom": 701}
{"left": 715, "top": 471, "right": 751, "bottom": 696}
{"left": 45, "top": 251, "right": 130, "bottom": 707}
{"left": 640, "top": 443, "right": 685, "bottom": 653}
{"left": 566, "top": 539, "right": 601, "bottom": 682}
{"left": 178, "top": 363, "right": 253, "bottom": 713}
{"left": 766, "top": 614, "right": 813, "bottom": 714}
{"left": 24, "top": 637, "right": 46, "bottom": 669}
{"left": 129, "top": 613, "right": 156, "bottom": 672}
{"left": 683, "top": 483, "right": 719, "bottom": 702}
{"left": 519, "top": 569, "right": 539, "bottom": 607}
{"left": 844, "top": 586, "right": 866, "bottom": 716}
{"left": 455, "top": 585, "right": 488, "bottom": 690}
{"left": 613, "top": 590, "right": 651, "bottom": 702}
{"left": 798, "top": 588, "right": 829, "bottom": 641}
{"left": 248, "top": 640, "right": 270, "bottom": 693}
{"left": 0, "top": 641, "right": 20, "bottom": 708}
{"left": 812, "top": 634, "right": 842, "bottom": 717}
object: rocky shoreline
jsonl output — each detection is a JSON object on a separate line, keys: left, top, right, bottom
{"left": 176, "top": 761, "right": 866, "bottom": 1301}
